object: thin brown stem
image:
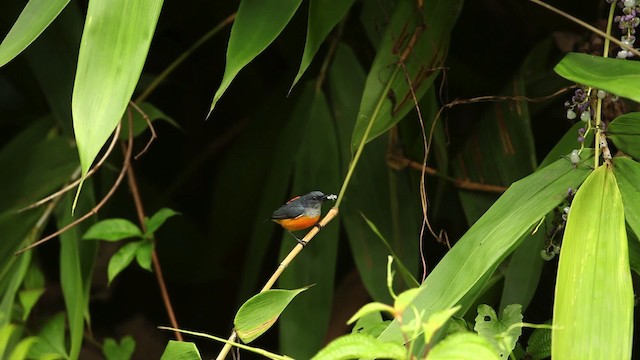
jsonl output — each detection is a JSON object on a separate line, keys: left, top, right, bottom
{"left": 16, "top": 120, "right": 133, "bottom": 255}
{"left": 128, "top": 101, "right": 157, "bottom": 160}
{"left": 18, "top": 122, "right": 122, "bottom": 212}
{"left": 121, "top": 108, "right": 182, "bottom": 341}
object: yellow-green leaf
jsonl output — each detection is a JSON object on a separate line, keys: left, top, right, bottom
{"left": 0, "top": 0, "right": 69, "bottom": 67}
{"left": 72, "top": 0, "right": 163, "bottom": 179}
{"left": 552, "top": 165, "right": 633, "bottom": 359}
{"left": 234, "top": 287, "right": 309, "bottom": 343}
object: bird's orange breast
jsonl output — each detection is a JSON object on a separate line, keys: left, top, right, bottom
{"left": 273, "top": 216, "right": 320, "bottom": 231}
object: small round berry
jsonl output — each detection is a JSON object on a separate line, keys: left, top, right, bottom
{"left": 566, "top": 109, "right": 577, "bottom": 120}
{"left": 618, "top": 49, "right": 629, "bottom": 58}
{"left": 597, "top": 90, "right": 606, "bottom": 99}
{"left": 580, "top": 111, "right": 591, "bottom": 122}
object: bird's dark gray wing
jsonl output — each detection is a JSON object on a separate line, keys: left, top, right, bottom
{"left": 271, "top": 203, "right": 305, "bottom": 219}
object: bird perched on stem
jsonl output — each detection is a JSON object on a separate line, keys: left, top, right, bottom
{"left": 271, "top": 191, "right": 336, "bottom": 246}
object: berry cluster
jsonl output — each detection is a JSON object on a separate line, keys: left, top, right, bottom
{"left": 608, "top": 0, "right": 640, "bottom": 58}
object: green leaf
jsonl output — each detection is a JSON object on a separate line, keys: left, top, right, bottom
{"left": 72, "top": 0, "right": 163, "bottom": 180}
{"left": 607, "top": 112, "right": 640, "bottom": 161}
{"left": 347, "top": 302, "right": 395, "bottom": 325}
{"left": 119, "top": 102, "right": 180, "bottom": 140}
{"left": 0, "top": 0, "right": 69, "bottom": 67}
{"left": 526, "top": 326, "right": 551, "bottom": 360}
{"left": 18, "top": 288, "right": 45, "bottom": 321}
{"left": 426, "top": 332, "right": 499, "bottom": 360}
{"left": 28, "top": 313, "right": 67, "bottom": 359}
{"left": 144, "top": 208, "right": 180, "bottom": 236}
{"left": 474, "top": 304, "right": 522, "bottom": 358}
{"left": 554, "top": 52, "right": 640, "bottom": 102}
{"left": 351, "top": 312, "right": 389, "bottom": 338}
{"left": 0, "top": 324, "right": 17, "bottom": 358}
{"left": 160, "top": 341, "right": 201, "bottom": 360}
{"left": 361, "top": 214, "right": 419, "bottom": 288}
{"left": 103, "top": 336, "right": 135, "bottom": 360}
{"left": 351, "top": 0, "right": 461, "bottom": 152}
{"left": 311, "top": 333, "right": 406, "bottom": 360}
{"left": 378, "top": 155, "right": 592, "bottom": 344}
{"left": 0, "top": 251, "right": 31, "bottom": 328}
{"left": 57, "top": 189, "right": 98, "bottom": 360}
{"left": 290, "top": 0, "right": 355, "bottom": 90}
{"left": 135, "top": 241, "right": 153, "bottom": 272}
{"left": 209, "top": 0, "right": 303, "bottom": 114}
{"left": 422, "top": 306, "right": 460, "bottom": 345}
{"left": 7, "top": 337, "right": 38, "bottom": 360}
{"left": 552, "top": 165, "right": 633, "bottom": 359}
{"left": 613, "top": 157, "right": 640, "bottom": 239}
{"left": 234, "top": 287, "right": 309, "bottom": 343}
{"left": 83, "top": 219, "right": 143, "bottom": 241}
{"left": 499, "top": 228, "right": 544, "bottom": 313}
{"left": 108, "top": 242, "right": 142, "bottom": 284}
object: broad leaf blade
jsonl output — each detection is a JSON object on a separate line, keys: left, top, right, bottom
{"left": 209, "top": 0, "right": 303, "bottom": 114}
{"left": 160, "top": 341, "right": 201, "bottom": 360}
{"left": 607, "top": 112, "right": 640, "bottom": 161}
{"left": 552, "top": 165, "right": 633, "bottom": 359}
{"left": 378, "top": 156, "right": 592, "bottom": 343}
{"left": 613, "top": 157, "right": 640, "bottom": 238}
{"left": 83, "top": 219, "right": 143, "bottom": 241}
{"left": 144, "top": 208, "right": 180, "bottom": 236}
{"left": 351, "top": 0, "right": 461, "bottom": 152}
{"left": 427, "top": 332, "right": 499, "bottom": 360}
{"left": 311, "top": 333, "right": 405, "bottom": 360}
{"left": 474, "top": 304, "right": 522, "bottom": 358}
{"left": 73, "top": 0, "right": 163, "bottom": 178}
{"left": 554, "top": 53, "right": 640, "bottom": 102}
{"left": 107, "top": 242, "right": 142, "bottom": 284}
{"left": 234, "top": 287, "right": 309, "bottom": 343}
{"left": 290, "top": 0, "right": 355, "bottom": 90}
{"left": 0, "top": 0, "right": 69, "bottom": 67}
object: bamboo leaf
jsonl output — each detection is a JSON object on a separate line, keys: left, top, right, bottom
{"left": 234, "top": 287, "right": 309, "bottom": 343}
{"left": 607, "top": 112, "right": 640, "bottom": 161}
{"left": 209, "top": 0, "right": 303, "bottom": 114}
{"left": 552, "top": 165, "right": 633, "bottom": 359}
{"left": 378, "top": 155, "right": 592, "bottom": 343}
{"left": 57, "top": 189, "right": 98, "bottom": 360}
{"left": 73, "top": 0, "right": 163, "bottom": 180}
{"left": 290, "top": 0, "right": 355, "bottom": 90}
{"left": 351, "top": 0, "right": 461, "bottom": 152}
{"left": 554, "top": 52, "right": 640, "bottom": 102}
{"left": 613, "top": 157, "right": 640, "bottom": 238}
{"left": 0, "top": 0, "right": 69, "bottom": 67}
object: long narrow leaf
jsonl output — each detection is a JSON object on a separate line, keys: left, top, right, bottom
{"left": 0, "top": 0, "right": 69, "bottom": 67}
{"left": 290, "top": 0, "right": 355, "bottom": 90}
{"left": 209, "top": 0, "right": 303, "bottom": 114}
{"left": 554, "top": 53, "right": 640, "bottom": 102}
{"left": 552, "top": 165, "right": 633, "bottom": 359}
{"left": 351, "top": 0, "right": 461, "bottom": 152}
{"left": 613, "top": 157, "right": 640, "bottom": 238}
{"left": 73, "top": 0, "right": 163, "bottom": 178}
{"left": 378, "top": 155, "right": 592, "bottom": 343}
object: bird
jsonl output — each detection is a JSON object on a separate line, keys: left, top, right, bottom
{"left": 271, "top": 191, "right": 336, "bottom": 246}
